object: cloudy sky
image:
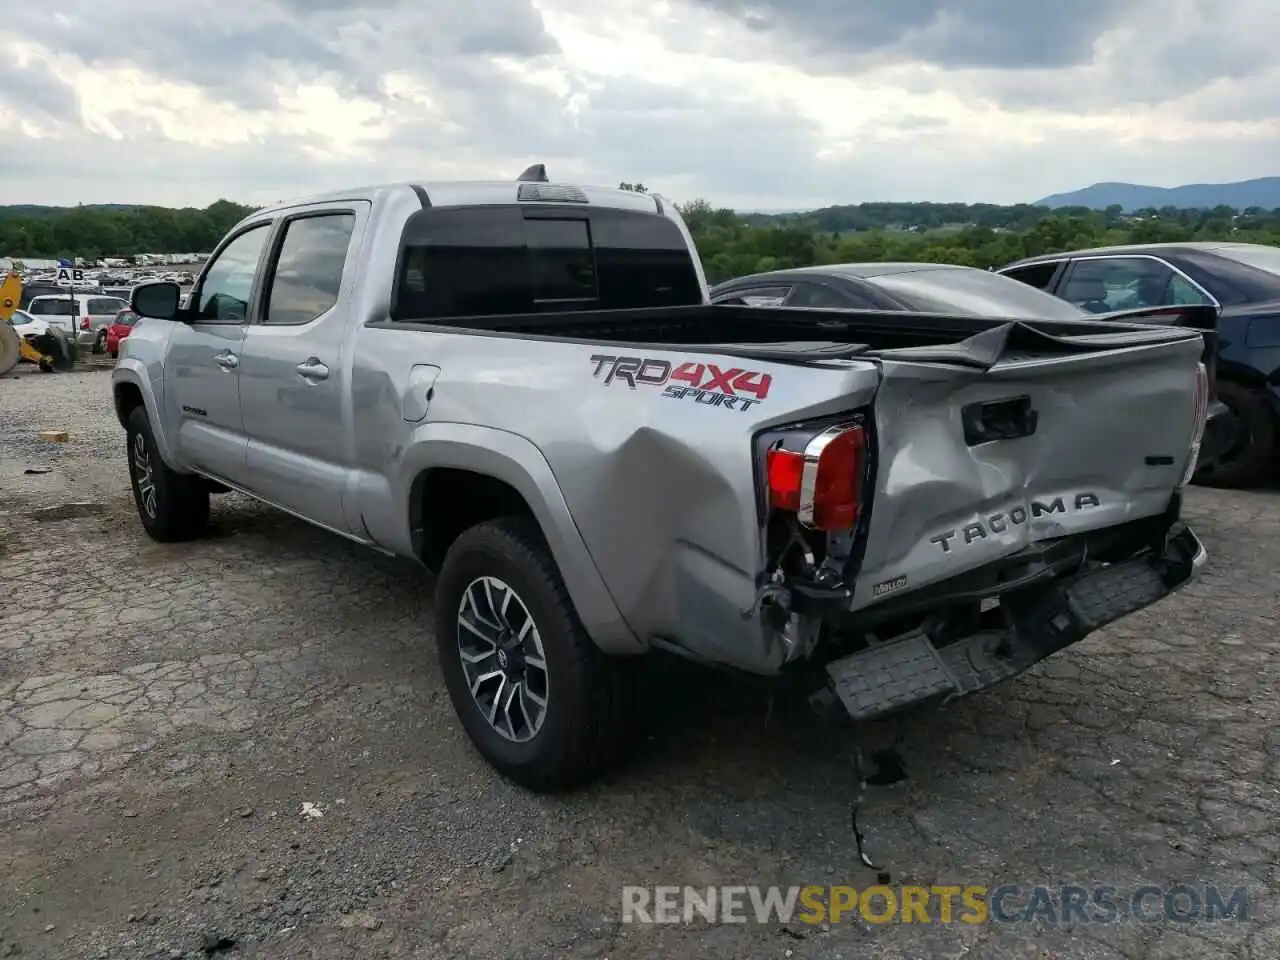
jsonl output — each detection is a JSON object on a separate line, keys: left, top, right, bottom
{"left": 2, "top": 0, "right": 1276, "bottom": 210}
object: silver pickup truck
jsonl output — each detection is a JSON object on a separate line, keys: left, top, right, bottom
{"left": 113, "top": 169, "right": 1210, "bottom": 792}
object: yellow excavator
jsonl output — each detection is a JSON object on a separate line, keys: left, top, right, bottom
{"left": 0, "top": 271, "right": 76, "bottom": 375}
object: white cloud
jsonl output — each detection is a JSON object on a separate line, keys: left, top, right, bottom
{"left": 0, "top": 0, "right": 1276, "bottom": 209}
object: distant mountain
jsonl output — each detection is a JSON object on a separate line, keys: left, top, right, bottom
{"left": 1035, "top": 177, "right": 1280, "bottom": 211}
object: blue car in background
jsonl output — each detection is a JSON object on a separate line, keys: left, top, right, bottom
{"left": 999, "top": 243, "right": 1280, "bottom": 488}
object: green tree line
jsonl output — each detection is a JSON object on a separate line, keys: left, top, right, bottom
{"left": 0, "top": 201, "right": 256, "bottom": 261}
{"left": 674, "top": 199, "right": 1280, "bottom": 284}
{"left": 4, "top": 193, "right": 1280, "bottom": 287}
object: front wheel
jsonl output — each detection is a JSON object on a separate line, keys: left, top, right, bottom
{"left": 93, "top": 329, "right": 107, "bottom": 354}
{"left": 435, "top": 516, "right": 636, "bottom": 792}
{"left": 125, "top": 406, "right": 210, "bottom": 542}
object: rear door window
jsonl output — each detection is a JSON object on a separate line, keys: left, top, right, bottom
{"left": 89, "top": 298, "right": 127, "bottom": 315}
{"left": 28, "top": 299, "right": 75, "bottom": 316}
{"left": 262, "top": 212, "right": 357, "bottom": 325}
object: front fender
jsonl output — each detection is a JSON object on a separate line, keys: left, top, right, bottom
{"left": 111, "top": 359, "right": 179, "bottom": 469}
{"left": 367, "top": 421, "right": 644, "bottom": 656}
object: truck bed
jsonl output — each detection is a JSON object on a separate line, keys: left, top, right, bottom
{"left": 374, "top": 302, "right": 1204, "bottom": 368}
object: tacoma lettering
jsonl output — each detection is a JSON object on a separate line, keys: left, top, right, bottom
{"left": 930, "top": 493, "right": 1101, "bottom": 553}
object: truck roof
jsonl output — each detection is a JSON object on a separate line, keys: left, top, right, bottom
{"left": 251, "top": 180, "right": 668, "bottom": 218}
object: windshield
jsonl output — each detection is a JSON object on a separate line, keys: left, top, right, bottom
{"left": 1207, "top": 244, "right": 1280, "bottom": 276}
{"left": 867, "top": 268, "right": 1088, "bottom": 320}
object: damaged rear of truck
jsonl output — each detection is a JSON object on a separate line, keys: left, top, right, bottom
{"left": 119, "top": 176, "right": 1210, "bottom": 796}
{"left": 456, "top": 307, "right": 1210, "bottom": 714}
{"left": 362, "top": 184, "right": 1211, "bottom": 792}
{"left": 378, "top": 310, "right": 1207, "bottom": 796}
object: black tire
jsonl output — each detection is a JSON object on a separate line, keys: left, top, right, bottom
{"left": 30, "top": 330, "right": 74, "bottom": 371}
{"left": 1197, "top": 381, "right": 1278, "bottom": 489}
{"left": 435, "top": 516, "right": 636, "bottom": 792}
{"left": 125, "top": 406, "right": 210, "bottom": 542}
{"left": 93, "top": 329, "right": 107, "bottom": 354}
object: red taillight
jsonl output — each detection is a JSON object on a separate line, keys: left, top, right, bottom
{"left": 766, "top": 424, "right": 865, "bottom": 531}
{"left": 767, "top": 447, "right": 804, "bottom": 512}
{"left": 80, "top": 316, "right": 91, "bottom": 330}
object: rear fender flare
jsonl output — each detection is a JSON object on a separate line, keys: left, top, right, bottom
{"left": 398, "top": 422, "right": 644, "bottom": 655}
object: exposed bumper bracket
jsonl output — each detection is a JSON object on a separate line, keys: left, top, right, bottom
{"left": 816, "top": 528, "right": 1207, "bottom": 723}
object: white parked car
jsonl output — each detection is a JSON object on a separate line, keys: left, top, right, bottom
{"left": 9, "top": 308, "right": 49, "bottom": 338}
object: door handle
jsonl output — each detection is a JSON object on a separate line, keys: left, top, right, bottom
{"left": 296, "top": 358, "right": 329, "bottom": 381}
{"left": 213, "top": 350, "right": 239, "bottom": 369}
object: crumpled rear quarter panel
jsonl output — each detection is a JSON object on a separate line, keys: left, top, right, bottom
{"left": 413, "top": 332, "right": 881, "bottom": 669}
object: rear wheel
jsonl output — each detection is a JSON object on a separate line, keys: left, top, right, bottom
{"left": 125, "top": 406, "right": 210, "bottom": 541}
{"left": 1198, "top": 381, "right": 1277, "bottom": 489}
{"left": 93, "top": 329, "right": 107, "bottom": 354}
{"left": 435, "top": 516, "right": 636, "bottom": 792}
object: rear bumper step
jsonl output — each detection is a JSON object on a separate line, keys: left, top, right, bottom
{"left": 817, "top": 527, "right": 1206, "bottom": 722}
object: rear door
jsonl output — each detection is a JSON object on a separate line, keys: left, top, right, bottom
{"left": 235, "top": 204, "right": 366, "bottom": 533}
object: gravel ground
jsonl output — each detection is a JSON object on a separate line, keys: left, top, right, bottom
{"left": 1, "top": 366, "right": 1278, "bottom": 960}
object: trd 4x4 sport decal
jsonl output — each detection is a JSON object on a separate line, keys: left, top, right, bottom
{"left": 589, "top": 355, "right": 772, "bottom": 412}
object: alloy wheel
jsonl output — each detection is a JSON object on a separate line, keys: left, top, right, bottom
{"left": 132, "top": 432, "right": 157, "bottom": 519}
{"left": 456, "top": 575, "right": 549, "bottom": 742}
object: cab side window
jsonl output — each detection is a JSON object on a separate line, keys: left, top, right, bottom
{"left": 263, "top": 213, "right": 357, "bottom": 325}
{"left": 195, "top": 224, "right": 271, "bottom": 323}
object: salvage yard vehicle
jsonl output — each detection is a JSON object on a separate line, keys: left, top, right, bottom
{"left": 710, "top": 263, "right": 1236, "bottom": 481}
{"left": 27, "top": 292, "right": 130, "bottom": 353}
{"left": 114, "top": 168, "right": 1210, "bottom": 793}
{"left": 0, "top": 276, "right": 77, "bottom": 374}
{"left": 104, "top": 308, "right": 138, "bottom": 358}
{"left": 998, "top": 242, "right": 1280, "bottom": 488}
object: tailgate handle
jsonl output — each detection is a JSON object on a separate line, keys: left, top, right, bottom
{"left": 962, "top": 395, "right": 1038, "bottom": 446}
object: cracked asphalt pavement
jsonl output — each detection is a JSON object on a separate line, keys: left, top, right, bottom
{"left": 1, "top": 367, "right": 1278, "bottom": 960}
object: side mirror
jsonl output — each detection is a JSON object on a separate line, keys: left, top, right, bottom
{"left": 131, "top": 280, "right": 182, "bottom": 321}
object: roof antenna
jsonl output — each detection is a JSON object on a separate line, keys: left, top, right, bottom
{"left": 516, "top": 163, "right": 549, "bottom": 183}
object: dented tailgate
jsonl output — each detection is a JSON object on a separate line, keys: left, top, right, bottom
{"left": 851, "top": 322, "right": 1205, "bottom": 610}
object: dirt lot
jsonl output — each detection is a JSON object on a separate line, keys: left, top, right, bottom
{"left": 1, "top": 367, "right": 1278, "bottom": 960}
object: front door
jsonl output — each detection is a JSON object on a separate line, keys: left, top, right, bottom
{"left": 236, "top": 205, "right": 365, "bottom": 533}
{"left": 165, "top": 222, "right": 272, "bottom": 483}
